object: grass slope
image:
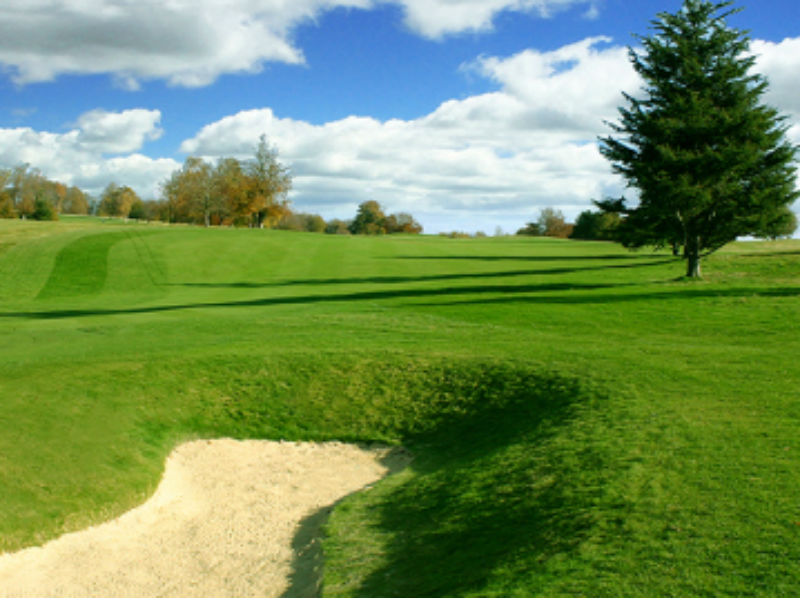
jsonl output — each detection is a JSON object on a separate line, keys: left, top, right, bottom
{"left": 0, "top": 218, "right": 798, "bottom": 596}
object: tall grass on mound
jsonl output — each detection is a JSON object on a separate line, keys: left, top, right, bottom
{"left": 319, "top": 360, "right": 614, "bottom": 598}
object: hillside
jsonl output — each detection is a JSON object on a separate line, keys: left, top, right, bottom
{"left": 0, "top": 217, "right": 799, "bottom": 596}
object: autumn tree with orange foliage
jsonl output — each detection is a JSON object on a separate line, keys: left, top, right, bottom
{"left": 98, "top": 182, "right": 141, "bottom": 218}
{"left": 0, "top": 164, "right": 86, "bottom": 220}
{"left": 245, "top": 135, "right": 292, "bottom": 228}
{"left": 161, "top": 135, "right": 292, "bottom": 227}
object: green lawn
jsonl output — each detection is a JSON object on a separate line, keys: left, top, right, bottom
{"left": 1, "top": 218, "right": 798, "bottom": 596}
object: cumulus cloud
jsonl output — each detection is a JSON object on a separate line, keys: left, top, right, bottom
{"left": 468, "top": 36, "right": 639, "bottom": 135}
{"left": 180, "top": 37, "right": 636, "bottom": 226}
{"left": 0, "top": 109, "right": 178, "bottom": 198}
{"left": 4, "top": 28, "right": 798, "bottom": 232}
{"left": 751, "top": 38, "right": 800, "bottom": 118}
{"left": 179, "top": 33, "right": 800, "bottom": 231}
{"left": 0, "top": 0, "right": 367, "bottom": 87}
{"left": 75, "top": 109, "right": 163, "bottom": 154}
{"left": 395, "top": 0, "right": 596, "bottom": 39}
{"left": 0, "top": 0, "right": 596, "bottom": 87}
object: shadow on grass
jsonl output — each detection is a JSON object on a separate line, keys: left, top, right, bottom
{"left": 1, "top": 281, "right": 631, "bottom": 320}
{"left": 5, "top": 281, "right": 798, "bottom": 321}
{"left": 389, "top": 252, "right": 665, "bottom": 262}
{"left": 283, "top": 447, "right": 412, "bottom": 598}
{"left": 737, "top": 250, "right": 800, "bottom": 258}
{"left": 318, "top": 363, "right": 608, "bottom": 597}
{"left": 170, "top": 259, "right": 676, "bottom": 290}
{"left": 408, "top": 285, "right": 800, "bottom": 308}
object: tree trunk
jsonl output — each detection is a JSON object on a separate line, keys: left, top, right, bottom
{"left": 685, "top": 236, "right": 702, "bottom": 278}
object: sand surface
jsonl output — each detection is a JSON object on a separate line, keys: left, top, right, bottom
{"left": 0, "top": 439, "right": 408, "bottom": 598}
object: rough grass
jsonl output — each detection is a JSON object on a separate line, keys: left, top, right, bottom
{"left": 0, "top": 218, "right": 798, "bottom": 596}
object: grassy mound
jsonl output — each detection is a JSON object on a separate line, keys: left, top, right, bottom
{"left": 0, "top": 218, "right": 798, "bottom": 596}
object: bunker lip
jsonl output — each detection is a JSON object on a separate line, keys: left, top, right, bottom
{"left": 0, "top": 438, "right": 409, "bottom": 598}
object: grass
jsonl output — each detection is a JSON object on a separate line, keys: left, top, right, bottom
{"left": 0, "top": 218, "right": 799, "bottom": 596}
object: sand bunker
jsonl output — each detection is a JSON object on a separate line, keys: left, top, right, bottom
{"left": 0, "top": 439, "right": 408, "bottom": 598}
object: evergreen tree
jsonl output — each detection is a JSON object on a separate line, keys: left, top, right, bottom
{"left": 599, "top": 0, "right": 798, "bottom": 278}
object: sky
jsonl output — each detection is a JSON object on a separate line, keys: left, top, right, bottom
{"left": 1, "top": 0, "right": 799, "bottom": 234}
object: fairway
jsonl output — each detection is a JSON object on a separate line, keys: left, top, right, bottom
{"left": 1, "top": 218, "right": 799, "bottom": 596}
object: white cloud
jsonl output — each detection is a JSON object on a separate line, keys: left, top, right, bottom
{"left": 76, "top": 109, "right": 163, "bottom": 154}
{"left": 468, "top": 36, "right": 638, "bottom": 135}
{"left": 0, "top": 0, "right": 367, "bottom": 87}
{"left": 750, "top": 37, "right": 800, "bottom": 119}
{"left": 582, "top": 2, "right": 600, "bottom": 20}
{"left": 0, "top": 109, "right": 178, "bottom": 198}
{"left": 0, "top": 0, "right": 596, "bottom": 87}
{"left": 179, "top": 34, "right": 800, "bottom": 231}
{"left": 4, "top": 29, "right": 798, "bottom": 233}
{"left": 180, "top": 37, "right": 635, "bottom": 227}
{"left": 77, "top": 154, "right": 180, "bottom": 198}
{"left": 394, "top": 0, "right": 595, "bottom": 39}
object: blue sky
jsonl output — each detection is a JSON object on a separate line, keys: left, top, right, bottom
{"left": 1, "top": 0, "right": 799, "bottom": 233}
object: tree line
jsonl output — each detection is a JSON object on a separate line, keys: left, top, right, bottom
{"left": 0, "top": 165, "right": 90, "bottom": 220}
{"left": 516, "top": 206, "right": 622, "bottom": 240}
{"left": 4, "top": 1, "right": 799, "bottom": 271}
{"left": 0, "top": 135, "right": 422, "bottom": 235}
{"left": 517, "top": 200, "right": 794, "bottom": 245}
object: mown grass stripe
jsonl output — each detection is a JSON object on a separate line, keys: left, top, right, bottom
{"left": 36, "top": 232, "right": 124, "bottom": 299}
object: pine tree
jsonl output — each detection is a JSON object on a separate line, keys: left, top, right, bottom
{"left": 599, "top": 0, "right": 798, "bottom": 278}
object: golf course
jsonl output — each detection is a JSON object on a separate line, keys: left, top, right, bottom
{"left": 1, "top": 216, "right": 799, "bottom": 596}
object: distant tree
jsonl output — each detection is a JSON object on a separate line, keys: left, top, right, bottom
{"left": 1, "top": 166, "right": 67, "bottom": 219}
{"left": 538, "top": 207, "right": 572, "bottom": 238}
{"left": 159, "top": 142, "right": 292, "bottom": 228}
{"left": 385, "top": 212, "right": 423, "bottom": 234}
{"left": 0, "top": 169, "right": 12, "bottom": 217}
{"left": 599, "top": 0, "right": 799, "bottom": 277}
{"left": 98, "top": 182, "right": 140, "bottom": 217}
{"left": 516, "top": 222, "right": 542, "bottom": 236}
{"left": 10, "top": 165, "right": 38, "bottom": 218}
{"left": 349, "top": 200, "right": 387, "bottom": 235}
{"left": 185, "top": 157, "right": 215, "bottom": 226}
{"left": 346, "top": 201, "right": 422, "bottom": 235}
{"left": 62, "top": 186, "right": 89, "bottom": 215}
{"left": 246, "top": 134, "right": 292, "bottom": 228}
{"left": 212, "top": 157, "right": 246, "bottom": 225}
{"left": 325, "top": 218, "right": 351, "bottom": 235}
{"left": 141, "top": 199, "right": 167, "bottom": 222}
{"left": 127, "top": 198, "right": 147, "bottom": 220}
{"left": 304, "top": 213, "right": 327, "bottom": 233}
{"left": 570, "top": 207, "right": 621, "bottom": 241}
{"left": 161, "top": 157, "right": 216, "bottom": 225}
{"left": 276, "top": 212, "right": 327, "bottom": 233}
{"left": 31, "top": 192, "right": 56, "bottom": 221}
{"left": 0, "top": 195, "right": 13, "bottom": 218}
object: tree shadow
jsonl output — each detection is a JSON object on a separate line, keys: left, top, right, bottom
{"left": 1, "top": 281, "right": 633, "bottom": 320}
{"left": 409, "top": 285, "right": 800, "bottom": 308}
{"left": 334, "top": 368, "right": 603, "bottom": 597}
{"left": 170, "top": 259, "right": 675, "bottom": 290}
{"left": 390, "top": 253, "right": 665, "bottom": 262}
{"left": 7, "top": 261, "right": 794, "bottom": 321}
{"left": 737, "top": 250, "right": 800, "bottom": 258}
